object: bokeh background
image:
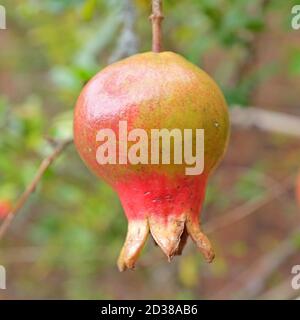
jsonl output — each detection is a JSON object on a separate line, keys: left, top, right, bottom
{"left": 1, "top": 0, "right": 300, "bottom": 299}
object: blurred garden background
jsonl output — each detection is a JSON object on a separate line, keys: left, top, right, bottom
{"left": 1, "top": 0, "right": 300, "bottom": 299}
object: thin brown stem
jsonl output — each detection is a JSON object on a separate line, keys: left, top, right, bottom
{"left": 150, "top": 0, "right": 164, "bottom": 52}
{"left": 204, "top": 175, "right": 294, "bottom": 234}
{"left": 0, "top": 138, "right": 73, "bottom": 240}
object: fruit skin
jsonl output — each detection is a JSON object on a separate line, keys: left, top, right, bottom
{"left": 0, "top": 200, "right": 12, "bottom": 219}
{"left": 74, "top": 51, "right": 230, "bottom": 271}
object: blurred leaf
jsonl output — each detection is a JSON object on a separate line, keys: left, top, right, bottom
{"left": 210, "top": 255, "right": 228, "bottom": 277}
{"left": 234, "top": 169, "right": 266, "bottom": 201}
{"left": 230, "top": 241, "right": 248, "bottom": 258}
{"left": 49, "top": 111, "right": 73, "bottom": 140}
{"left": 81, "top": 0, "right": 97, "bottom": 21}
{"left": 245, "top": 18, "right": 265, "bottom": 32}
{"left": 178, "top": 254, "right": 200, "bottom": 288}
{"left": 288, "top": 49, "right": 300, "bottom": 76}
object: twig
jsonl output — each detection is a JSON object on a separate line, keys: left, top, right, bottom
{"left": 150, "top": 0, "right": 164, "bottom": 52}
{"left": 233, "top": 0, "right": 270, "bottom": 84}
{"left": 210, "top": 226, "right": 300, "bottom": 299}
{"left": 0, "top": 246, "right": 108, "bottom": 264}
{"left": 221, "top": 164, "right": 284, "bottom": 191}
{"left": 0, "top": 138, "right": 73, "bottom": 240}
{"left": 230, "top": 106, "right": 300, "bottom": 138}
{"left": 204, "top": 175, "right": 294, "bottom": 234}
{"left": 109, "top": 0, "right": 138, "bottom": 63}
{"left": 259, "top": 278, "right": 299, "bottom": 300}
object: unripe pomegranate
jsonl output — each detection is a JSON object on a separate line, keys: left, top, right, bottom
{"left": 74, "top": 52, "right": 230, "bottom": 271}
{"left": 0, "top": 200, "right": 12, "bottom": 219}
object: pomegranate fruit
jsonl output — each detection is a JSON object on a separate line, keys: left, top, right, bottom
{"left": 74, "top": 52, "right": 230, "bottom": 271}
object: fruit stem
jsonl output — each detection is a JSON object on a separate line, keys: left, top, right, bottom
{"left": 150, "top": 0, "right": 164, "bottom": 52}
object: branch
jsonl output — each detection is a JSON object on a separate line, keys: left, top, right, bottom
{"left": 150, "top": 0, "right": 164, "bottom": 52}
{"left": 230, "top": 106, "right": 300, "bottom": 137}
{"left": 259, "top": 278, "right": 299, "bottom": 300}
{"left": 211, "top": 226, "right": 300, "bottom": 299}
{"left": 109, "top": 0, "right": 138, "bottom": 63}
{"left": 233, "top": 0, "right": 270, "bottom": 84}
{"left": 204, "top": 175, "right": 294, "bottom": 234}
{"left": 0, "top": 138, "right": 73, "bottom": 240}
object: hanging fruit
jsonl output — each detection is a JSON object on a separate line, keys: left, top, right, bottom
{"left": 73, "top": 0, "right": 230, "bottom": 271}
